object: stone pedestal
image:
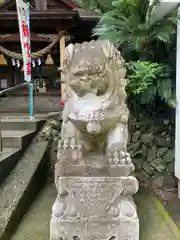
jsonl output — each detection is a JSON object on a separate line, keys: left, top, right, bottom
{"left": 50, "top": 154, "right": 139, "bottom": 240}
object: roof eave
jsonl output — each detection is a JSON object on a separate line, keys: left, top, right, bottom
{"left": 0, "top": 11, "right": 78, "bottom": 20}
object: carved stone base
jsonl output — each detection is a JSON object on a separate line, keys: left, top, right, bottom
{"left": 50, "top": 217, "right": 139, "bottom": 240}
{"left": 50, "top": 177, "right": 139, "bottom": 240}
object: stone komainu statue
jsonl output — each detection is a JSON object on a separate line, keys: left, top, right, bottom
{"left": 50, "top": 40, "right": 139, "bottom": 240}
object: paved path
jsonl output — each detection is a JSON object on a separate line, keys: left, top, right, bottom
{"left": 12, "top": 185, "right": 180, "bottom": 240}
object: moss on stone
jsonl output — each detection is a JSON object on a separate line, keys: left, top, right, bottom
{"left": 135, "top": 191, "right": 180, "bottom": 240}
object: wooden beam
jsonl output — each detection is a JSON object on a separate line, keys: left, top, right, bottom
{"left": 0, "top": 11, "right": 77, "bottom": 20}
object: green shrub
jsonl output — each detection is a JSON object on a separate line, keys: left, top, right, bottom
{"left": 126, "top": 61, "right": 175, "bottom": 106}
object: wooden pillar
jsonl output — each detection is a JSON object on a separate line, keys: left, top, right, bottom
{"left": 59, "top": 35, "right": 65, "bottom": 100}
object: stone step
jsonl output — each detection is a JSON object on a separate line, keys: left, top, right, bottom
{"left": 1, "top": 130, "right": 35, "bottom": 149}
{"left": 0, "top": 148, "right": 21, "bottom": 186}
{"left": 0, "top": 118, "right": 44, "bottom": 131}
{"left": 0, "top": 139, "right": 49, "bottom": 240}
{"left": 11, "top": 186, "right": 180, "bottom": 240}
{"left": 0, "top": 117, "right": 45, "bottom": 186}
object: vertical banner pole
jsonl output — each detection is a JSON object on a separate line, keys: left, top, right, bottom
{"left": 29, "top": 82, "right": 33, "bottom": 118}
{"left": 16, "top": 0, "right": 33, "bottom": 119}
{"left": 27, "top": 3, "right": 33, "bottom": 119}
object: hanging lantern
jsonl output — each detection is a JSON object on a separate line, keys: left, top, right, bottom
{"left": 37, "top": 58, "right": 42, "bottom": 66}
{"left": 16, "top": 60, "right": 21, "bottom": 68}
{"left": 45, "top": 53, "right": 54, "bottom": 65}
{"left": 32, "top": 60, "right": 36, "bottom": 68}
{"left": 12, "top": 59, "right": 16, "bottom": 66}
{"left": 0, "top": 54, "right": 7, "bottom": 65}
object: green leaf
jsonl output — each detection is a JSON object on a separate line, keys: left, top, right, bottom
{"left": 155, "top": 32, "right": 171, "bottom": 43}
{"left": 157, "top": 78, "right": 172, "bottom": 101}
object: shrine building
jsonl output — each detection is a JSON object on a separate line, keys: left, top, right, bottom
{"left": 0, "top": 0, "right": 99, "bottom": 95}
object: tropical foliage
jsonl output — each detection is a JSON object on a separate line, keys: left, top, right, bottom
{"left": 75, "top": 0, "right": 112, "bottom": 14}
{"left": 76, "top": 0, "right": 178, "bottom": 107}
{"left": 93, "top": 0, "right": 178, "bottom": 60}
{"left": 126, "top": 61, "right": 174, "bottom": 106}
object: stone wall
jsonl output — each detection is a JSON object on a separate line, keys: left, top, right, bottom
{"left": 44, "top": 113, "right": 176, "bottom": 189}
{"left": 128, "top": 115, "right": 176, "bottom": 189}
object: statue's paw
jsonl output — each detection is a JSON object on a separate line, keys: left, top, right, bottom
{"left": 108, "top": 150, "right": 132, "bottom": 165}
{"left": 57, "top": 137, "right": 83, "bottom": 161}
{"left": 50, "top": 212, "right": 68, "bottom": 240}
{"left": 120, "top": 151, "right": 132, "bottom": 165}
{"left": 50, "top": 218, "right": 62, "bottom": 240}
{"left": 107, "top": 149, "right": 121, "bottom": 165}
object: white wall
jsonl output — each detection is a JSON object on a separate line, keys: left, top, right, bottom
{"left": 175, "top": 7, "right": 180, "bottom": 197}
{"left": 149, "top": 0, "right": 180, "bottom": 24}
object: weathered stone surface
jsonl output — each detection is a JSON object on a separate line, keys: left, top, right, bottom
{"left": 134, "top": 149, "right": 144, "bottom": 158}
{"left": 142, "top": 144, "right": 148, "bottom": 158}
{"left": 143, "top": 162, "right": 154, "bottom": 175}
{"left": 132, "top": 131, "right": 141, "bottom": 142}
{"left": 150, "top": 124, "right": 160, "bottom": 133}
{"left": 128, "top": 111, "right": 175, "bottom": 189}
{"left": 128, "top": 142, "right": 141, "bottom": 152}
{"left": 135, "top": 171, "right": 149, "bottom": 183}
{"left": 50, "top": 40, "right": 139, "bottom": 240}
{"left": 147, "top": 145, "right": 157, "bottom": 162}
{"left": 167, "top": 161, "right": 175, "bottom": 175}
{"left": 128, "top": 133, "right": 131, "bottom": 145}
{"left": 161, "top": 172, "right": 176, "bottom": 188}
{"left": 141, "top": 133, "right": 153, "bottom": 146}
{"left": 133, "top": 157, "right": 143, "bottom": 171}
{"left": 151, "top": 170, "right": 176, "bottom": 188}
{"left": 156, "top": 148, "right": 168, "bottom": 158}
{"left": 151, "top": 158, "right": 167, "bottom": 173}
{"left": 152, "top": 172, "right": 164, "bottom": 188}
{"left": 156, "top": 135, "right": 172, "bottom": 147}
{"left": 163, "top": 149, "right": 175, "bottom": 163}
{"left": 127, "top": 105, "right": 175, "bottom": 189}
